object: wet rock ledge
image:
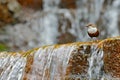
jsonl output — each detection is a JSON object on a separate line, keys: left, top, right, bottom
{"left": 0, "top": 37, "right": 120, "bottom": 80}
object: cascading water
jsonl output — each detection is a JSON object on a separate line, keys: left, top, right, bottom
{"left": 88, "top": 45, "right": 104, "bottom": 80}
{"left": 22, "top": 44, "right": 76, "bottom": 80}
{"left": 31, "top": 46, "right": 74, "bottom": 80}
{"left": 0, "top": 52, "right": 26, "bottom": 80}
{"left": 0, "top": 45, "right": 76, "bottom": 80}
{"left": 0, "top": 39, "right": 120, "bottom": 80}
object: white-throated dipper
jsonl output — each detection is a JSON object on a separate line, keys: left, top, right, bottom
{"left": 86, "top": 23, "right": 99, "bottom": 39}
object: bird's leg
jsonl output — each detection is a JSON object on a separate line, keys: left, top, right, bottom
{"left": 91, "top": 37, "right": 98, "bottom": 41}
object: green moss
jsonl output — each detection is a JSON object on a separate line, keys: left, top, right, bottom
{"left": 0, "top": 44, "right": 9, "bottom": 51}
{"left": 22, "top": 48, "right": 39, "bottom": 57}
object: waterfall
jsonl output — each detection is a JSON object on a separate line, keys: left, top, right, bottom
{"left": 0, "top": 52, "right": 26, "bottom": 80}
{"left": 0, "top": 0, "right": 120, "bottom": 80}
{"left": 2, "top": 0, "right": 120, "bottom": 51}
{"left": 0, "top": 38, "right": 120, "bottom": 79}
{"left": 88, "top": 45, "right": 104, "bottom": 80}
{"left": 24, "top": 45, "right": 75, "bottom": 80}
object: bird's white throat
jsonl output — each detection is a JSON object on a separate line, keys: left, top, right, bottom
{"left": 87, "top": 26, "right": 97, "bottom": 33}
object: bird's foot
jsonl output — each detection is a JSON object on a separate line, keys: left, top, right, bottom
{"left": 91, "top": 37, "right": 98, "bottom": 42}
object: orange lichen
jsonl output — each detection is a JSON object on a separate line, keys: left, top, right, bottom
{"left": 18, "top": 0, "right": 42, "bottom": 10}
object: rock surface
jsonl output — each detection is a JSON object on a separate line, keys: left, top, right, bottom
{"left": 0, "top": 3, "right": 14, "bottom": 26}
{"left": 0, "top": 37, "right": 120, "bottom": 80}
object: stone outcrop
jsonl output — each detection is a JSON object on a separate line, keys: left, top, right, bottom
{"left": 0, "top": 37, "right": 120, "bottom": 80}
{"left": 103, "top": 39, "right": 120, "bottom": 78}
{"left": 0, "top": 3, "right": 14, "bottom": 26}
{"left": 18, "top": 0, "right": 42, "bottom": 10}
{"left": 0, "top": 0, "right": 21, "bottom": 27}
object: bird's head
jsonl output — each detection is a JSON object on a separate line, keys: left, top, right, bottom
{"left": 86, "top": 23, "right": 96, "bottom": 28}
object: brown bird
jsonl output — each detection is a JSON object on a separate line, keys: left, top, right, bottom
{"left": 86, "top": 23, "right": 99, "bottom": 39}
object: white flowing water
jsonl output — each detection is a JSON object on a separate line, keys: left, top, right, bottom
{"left": 0, "top": 52, "right": 26, "bottom": 80}
{"left": 88, "top": 45, "right": 104, "bottom": 80}
{"left": 25, "top": 45, "right": 75, "bottom": 80}
{"left": 0, "top": 45, "right": 76, "bottom": 80}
